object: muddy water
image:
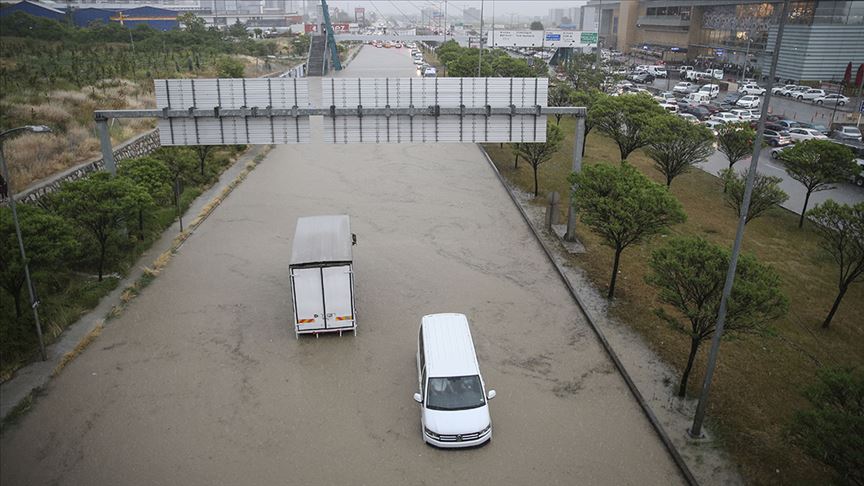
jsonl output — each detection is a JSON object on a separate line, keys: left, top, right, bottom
{"left": 0, "top": 47, "right": 685, "bottom": 486}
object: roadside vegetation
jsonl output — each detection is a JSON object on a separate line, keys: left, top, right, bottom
{"left": 0, "top": 145, "right": 245, "bottom": 381}
{"left": 0, "top": 12, "right": 305, "bottom": 189}
{"left": 484, "top": 114, "right": 863, "bottom": 484}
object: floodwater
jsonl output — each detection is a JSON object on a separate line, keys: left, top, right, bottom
{"left": 1, "top": 46, "right": 685, "bottom": 485}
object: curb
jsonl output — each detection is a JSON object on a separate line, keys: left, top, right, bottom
{"left": 477, "top": 144, "right": 699, "bottom": 486}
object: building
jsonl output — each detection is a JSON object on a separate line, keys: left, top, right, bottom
{"left": 548, "top": 8, "right": 565, "bottom": 26}
{"left": 0, "top": 0, "right": 181, "bottom": 30}
{"left": 585, "top": 0, "right": 864, "bottom": 82}
{"left": 463, "top": 6, "right": 480, "bottom": 26}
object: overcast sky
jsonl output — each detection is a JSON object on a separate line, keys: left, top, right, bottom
{"left": 322, "top": 1, "right": 588, "bottom": 21}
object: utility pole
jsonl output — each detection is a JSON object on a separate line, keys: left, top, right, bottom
{"left": 491, "top": 0, "right": 495, "bottom": 48}
{"left": 689, "top": 0, "right": 792, "bottom": 440}
{"left": 477, "top": 0, "right": 484, "bottom": 76}
{"left": 443, "top": 0, "right": 447, "bottom": 42}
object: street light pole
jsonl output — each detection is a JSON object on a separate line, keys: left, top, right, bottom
{"left": 477, "top": 0, "right": 484, "bottom": 76}
{"left": 0, "top": 125, "right": 52, "bottom": 361}
{"left": 688, "top": 0, "right": 791, "bottom": 439}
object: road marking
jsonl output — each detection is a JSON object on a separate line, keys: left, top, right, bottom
{"left": 765, "top": 162, "right": 783, "bottom": 170}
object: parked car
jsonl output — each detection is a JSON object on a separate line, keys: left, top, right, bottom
{"left": 711, "top": 69, "right": 724, "bottom": 80}
{"left": 648, "top": 66, "right": 667, "bottom": 78}
{"left": 672, "top": 81, "right": 694, "bottom": 94}
{"left": 698, "top": 103, "right": 723, "bottom": 115}
{"left": 679, "top": 65, "right": 694, "bottom": 74}
{"left": 775, "top": 119, "right": 801, "bottom": 130}
{"left": 787, "top": 127, "right": 829, "bottom": 143}
{"left": 687, "top": 92, "right": 712, "bottom": 105}
{"left": 415, "top": 313, "right": 495, "bottom": 448}
{"left": 764, "top": 128, "right": 792, "bottom": 147}
{"left": 721, "top": 92, "right": 743, "bottom": 105}
{"left": 796, "top": 122, "right": 829, "bottom": 135}
{"left": 772, "top": 84, "right": 798, "bottom": 96}
{"left": 785, "top": 86, "right": 810, "bottom": 98}
{"left": 654, "top": 91, "right": 677, "bottom": 103}
{"left": 736, "top": 95, "right": 761, "bottom": 108}
{"left": 738, "top": 84, "right": 766, "bottom": 96}
{"left": 711, "top": 112, "right": 742, "bottom": 123}
{"left": 678, "top": 113, "right": 700, "bottom": 124}
{"left": 831, "top": 125, "right": 863, "bottom": 142}
{"left": 729, "top": 108, "right": 755, "bottom": 121}
{"left": 628, "top": 72, "right": 655, "bottom": 83}
{"left": 796, "top": 88, "right": 825, "bottom": 101}
{"left": 681, "top": 105, "right": 711, "bottom": 120}
{"left": 660, "top": 102, "right": 679, "bottom": 113}
{"left": 702, "top": 119, "right": 724, "bottom": 134}
{"left": 770, "top": 145, "right": 790, "bottom": 159}
{"left": 813, "top": 94, "right": 849, "bottom": 106}
{"left": 698, "top": 84, "right": 720, "bottom": 99}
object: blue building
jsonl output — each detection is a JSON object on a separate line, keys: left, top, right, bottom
{"left": 0, "top": 1, "right": 179, "bottom": 31}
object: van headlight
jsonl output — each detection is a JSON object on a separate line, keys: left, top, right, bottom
{"left": 479, "top": 424, "right": 492, "bottom": 436}
{"left": 424, "top": 427, "right": 439, "bottom": 439}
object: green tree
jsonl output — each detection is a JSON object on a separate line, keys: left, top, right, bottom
{"left": 780, "top": 140, "right": 858, "bottom": 228}
{"left": 0, "top": 205, "right": 78, "bottom": 318}
{"left": 790, "top": 368, "right": 864, "bottom": 486}
{"left": 807, "top": 200, "right": 864, "bottom": 329}
{"left": 119, "top": 156, "right": 172, "bottom": 235}
{"left": 563, "top": 53, "right": 607, "bottom": 91}
{"left": 517, "top": 122, "right": 564, "bottom": 198}
{"left": 716, "top": 122, "right": 755, "bottom": 169}
{"left": 159, "top": 148, "right": 198, "bottom": 207}
{"left": 53, "top": 172, "right": 150, "bottom": 281}
{"left": 570, "top": 163, "right": 687, "bottom": 298}
{"left": 571, "top": 89, "right": 603, "bottom": 157}
{"left": 548, "top": 83, "right": 574, "bottom": 125}
{"left": 193, "top": 145, "right": 215, "bottom": 177}
{"left": 228, "top": 20, "right": 248, "bottom": 38}
{"left": 216, "top": 56, "right": 245, "bottom": 78}
{"left": 178, "top": 12, "right": 206, "bottom": 34}
{"left": 720, "top": 168, "right": 789, "bottom": 224}
{"left": 511, "top": 143, "right": 521, "bottom": 169}
{"left": 646, "top": 236, "right": 788, "bottom": 397}
{"left": 645, "top": 115, "right": 715, "bottom": 188}
{"left": 588, "top": 93, "right": 666, "bottom": 161}
{"left": 530, "top": 21, "right": 544, "bottom": 30}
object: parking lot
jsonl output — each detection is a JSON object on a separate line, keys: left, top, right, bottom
{"left": 0, "top": 46, "right": 685, "bottom": 485}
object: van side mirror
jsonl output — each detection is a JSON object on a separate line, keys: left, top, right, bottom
{"left": 352, "top": 233, "right": 357, "bottom": 246}
{"left": 487, "top": 390, "right": 496, "bottom": 400}
{"left": 413, "top": 393, "right": 423, "bottom": 403}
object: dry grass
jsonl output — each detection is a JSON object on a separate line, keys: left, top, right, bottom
{"left": 484, "top": 117, "right": 864, "bottom": 485}
{"left": 52, "top": 322, "right": 103, "bottom": 377}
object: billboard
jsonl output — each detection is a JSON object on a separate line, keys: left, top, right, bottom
{"left": 489, "top": 30, "right": 599, "bottom": 48}
{"left": 332, "top": 22, "right": 350, "bottom": 33}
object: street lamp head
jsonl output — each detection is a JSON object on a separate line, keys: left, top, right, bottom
{"left": 27, "top": 125, "right": 52, "bottom": 133}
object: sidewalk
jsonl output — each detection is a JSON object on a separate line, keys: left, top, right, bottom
{"left": 0, "top": 144, "right": 268, "bottom": 421}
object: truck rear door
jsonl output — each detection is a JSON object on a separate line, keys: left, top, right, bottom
{"left": 291, "top": 267, "right": 325, "bottom": 331}
{"left": 322, "top": 265, "right": 354, "bottom": 329}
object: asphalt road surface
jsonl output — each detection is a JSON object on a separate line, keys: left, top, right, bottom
{"left": 0, "top": 47, "right": 685, "bottom": 486}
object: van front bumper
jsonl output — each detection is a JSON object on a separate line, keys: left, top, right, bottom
{"left": 423, "top": 427, "right": 491, "bottom": 448}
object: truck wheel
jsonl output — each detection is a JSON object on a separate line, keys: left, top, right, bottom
{"left": 857, "top": 177, "right": 864, "bottom": 188}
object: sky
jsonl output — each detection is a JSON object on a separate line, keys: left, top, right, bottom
{"left": 322, "top": 1, "right": 589, "bottom": 21}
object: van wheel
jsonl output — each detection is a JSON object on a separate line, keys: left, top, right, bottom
{"left": 797, "top": 95, "right": 803, "bottom": 100}
{"left": 816, "top": 100, "right": 823, "bottom": 105}
{"left": 857, "top": 177, "right": 864, "bottom": 188}
{"left": 839, "top": 101, "right": 846, "bottom": 106}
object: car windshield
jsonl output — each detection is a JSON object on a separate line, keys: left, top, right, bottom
{"left": 426, "top": 375, "right": 485, "bottom": 411}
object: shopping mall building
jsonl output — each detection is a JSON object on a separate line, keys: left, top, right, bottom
{"left": 585, "top": 0, "right": 864, "bottom": 82}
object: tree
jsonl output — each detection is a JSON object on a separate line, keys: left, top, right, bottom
{"left": 790, "top": 367, "right": 864, "bottom": 486}
{"left": 530, "top": 21, "right": 544, "bottom": 31}
{"left": 511, "top": 143, "right": 521, "bottom": 169}
{"left": 228, "top": 20, "right": 248, "bottom": 38}
{"left": 645, "top": 116, "right": 715, "bottom": 188}
{"left": 715, "top": 122, "right": 755, "bottom": 169}
{"left": 780, "top": 140, "right": 858, "bottom": 228}
{"left": 253, "top": 28, "right": 263, "bottom": 39}
{"left": 216, "top": 56, "right": 245, "bottom": 78}
{"left": 160, "top": 148, "right": 197, "bottom": 209}
{"left": 588, "top": 93, "right": 666, "bottom": 161}
{"left": 807, "top": 200, "right": 864, "bottom": 329}
{"left": 646, "top": 237, "right": 788, "bottom": 397}
{"left": 0, "top": 205, "right": 78, "bottom": 318}
{"left": 518, "top": 122, "right": 564, "bottom": 198}
{"left": 53, "top": 172, "right": 150, "bottom": 281}
{"left": 119, "top": 156, "right": 172, "bottom": 236}
{"left": 548, "top": 83, "right": 573, "bottom": 125}
{"left": 570, "top": 163, "right": 687, "bottom": 298}
{"left": 570, "top": 89, "right": 604, "bottom": 157}
{"left": 193, "top": 145, "right": 215, "bottom": 176}
{"left": 563, "top": 53, "right": 607, "bottom": 91}
{"left": 178, "top": 12, "right": 206, "bottom": 34}
{"left": 720, "top": 168, "right": 788, "bottom": 224}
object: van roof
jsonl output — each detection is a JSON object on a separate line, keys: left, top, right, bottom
{"left": 421, "top": 313, "right": 480, "bottom": 378}
{"left": 290, "top": 215, "right": 353, "bottom": 266}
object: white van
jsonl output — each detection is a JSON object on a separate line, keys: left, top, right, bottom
{"left": 699, "top": 84, "right": 720, "bottom": 99}
{"left": 414, "top": 313, "right": 495, "bottom": 448}
{"left": 686, "top": 92, "right": 711, "bottom": 104}
{"left": 647, "top": 66, "right": 667, "bottom": 78}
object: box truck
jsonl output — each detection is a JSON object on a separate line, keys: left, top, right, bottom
{"left": 289, "top": 215, "right": 357, "bottom": 338}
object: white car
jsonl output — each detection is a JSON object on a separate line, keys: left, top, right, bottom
{"left": 672, "top": 82, "right": 694, "bottom": 94}
{"left": 785, "top": 86, "right": 810, "bottom": 98}
{"left": 773, "top": 84, "right": 798, "bottom": 96}
{"left": 654, "top": 91, "right": 677, "bottom": 103}
{"left": 729, "top": 108, "right": 755, "bottom": 121}
{"left": 703, "top": 119, "right": 724, "bottom": 134}
{"left": 738, "top": 84, "right": 766, "bottom": 96}
{"left": 710, "top": 112, "right": 742, "bottom": 123}
{"left": 660, "top": 102, "right": 679, "bottom": 113}
{"left": 813, "top": 93, "right": 849, "bottom": 106}
{"left": 679, "top": 65, "right": 694, "bottom": 74}
{"left": 678, "top": 113, "right": 700, "bottom": 124}
{"left": 796, "top": 89, "right": 825, "bottom": 101}
{"left": 770, "top": 146, "right": 790, "bottom": 159}
{"left": 736, "top": 95, "right": 761, "bottom": 108}
{"left": 787, "top": 127, "right": 829, "bottom": 143}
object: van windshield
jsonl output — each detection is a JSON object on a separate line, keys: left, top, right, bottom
{"left": 426, "top": 375, "right": 485, "bottom": 411}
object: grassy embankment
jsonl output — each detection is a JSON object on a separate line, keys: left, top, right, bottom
{"left": 484, "top": 117, "right": 863, "bottom": 485}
